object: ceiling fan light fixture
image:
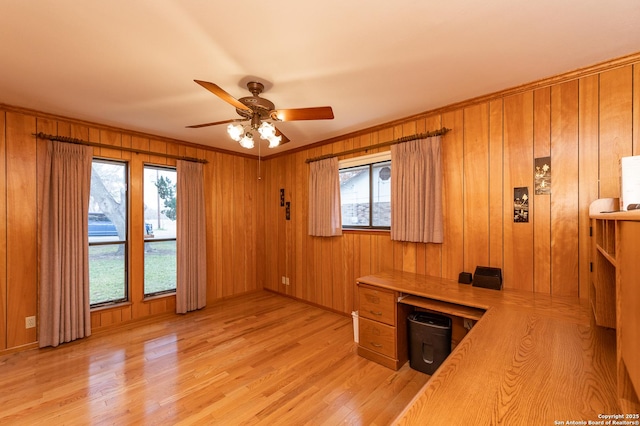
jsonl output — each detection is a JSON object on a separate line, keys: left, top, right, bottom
{"left": 239, "top": 132, "right": 254, "bottom": 149}
{"left": 258, "top": 122, "right": 281, "bottom": 148}
{"left": 191, "top": 79, "right": 333, "bottom": 150}
{"left": 272, "top": 111, "right": 285, "bottom": 121}
{"left": 267, "top": 134, "right": 282, "bottom": 148}
{"left": 227, "top": 123, "right": 244, "bottom": 141}
{"left": 258, "top": 121, "right": 275, "bottom": 138}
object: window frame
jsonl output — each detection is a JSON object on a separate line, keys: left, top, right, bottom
{"left": 88, "top": 158, "right": 129, "bottom": 309}
{"left": 143, "top": 164, "right": 177, "bottom": 298}
{"left": 339, "top": 152, "right": 392, "bottom": 230}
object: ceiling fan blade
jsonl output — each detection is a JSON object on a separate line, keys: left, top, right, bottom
{"left": 186, "top": 118, "right": 244, "bottom": 129}
{"left": 271, "top": 106, "right": 334, "bottom": 122}
{"left": 274, "top": 126, "right": 290, "bottom": 145}
{"left": 194, "top": 80, "right": 251, "bottom": 112}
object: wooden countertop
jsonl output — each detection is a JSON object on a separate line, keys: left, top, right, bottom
{"left": 589, "top": 208, "right": 640, "bottom": 221}
{"left": 356, "top": 270, "right": 619, "bottom": 425}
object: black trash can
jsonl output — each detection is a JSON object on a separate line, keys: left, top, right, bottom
{"left": 408, "top": 312, "right": 452, "bottom": 375}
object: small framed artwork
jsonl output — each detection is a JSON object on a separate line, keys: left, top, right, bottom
{"left": 534, "top": 157, "right": 551, "bottom": 195}
{"left": 514, "top": 187, "right": 529, "bottom": 223}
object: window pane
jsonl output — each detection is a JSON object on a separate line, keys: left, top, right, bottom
{"left": 144, "top": 167, "right": 177, "bottom": 240}
{"left": 89, "top": 160, "right": 127, "bottom": 307}
{"left": 372, "top": 161, "right": 391, "bottom": 227}
{"left": 144, "top": 240, "right": 177, "bottom": 295}
{"left": 89, "top": 161, "right": 127, "bottom": 243}
{"left": 144, "top": 165, "right": 177, "bottom": 296}
{"left": 89, "top": 243, "right": 126, "bottom": 305}
{"left": 340, "top": 165, "right": 370, "bottom": 226}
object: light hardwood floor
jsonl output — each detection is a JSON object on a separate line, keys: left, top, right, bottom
{"left": 0, "top": 291, "right": 429, "bottom": 425}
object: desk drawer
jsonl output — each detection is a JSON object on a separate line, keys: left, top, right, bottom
{"left": 359, "top": 286, "right": 396, "bottom": 326}
{"left": 359, "top": 317, "right": 396, "bottom": 359}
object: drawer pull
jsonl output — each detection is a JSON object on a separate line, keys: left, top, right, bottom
{"left": 370, "top": 342, "right": 383, "bottom": 348}
{"left": 369, "top": 310, "right": 383, "bottom": 316}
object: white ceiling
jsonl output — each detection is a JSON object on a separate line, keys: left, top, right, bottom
{"left": 1, "top": 1, "right": 639, "bottom": 155}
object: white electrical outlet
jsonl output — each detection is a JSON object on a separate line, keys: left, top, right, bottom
{"left": 25, "top": 316, "right": 36, "bottom": 329}
{"left": 285, "top": 277, "right": 290, "bottom": 285}
{"left": 281, "top": 276, "right": 286, "bottom": 284}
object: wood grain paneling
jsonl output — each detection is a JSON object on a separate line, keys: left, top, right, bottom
{"left": 599, "top": 66, "right": 633, "bottom": 198}
{"left": 0, "top": 111, "right": 6, "bottom": 350}
{"left": 98, "top": 129, "right": 122, "bottom": 159}
{"left": 635, "top": 64, "right": 640, "bottom": 156}
{"left": 234, "top": 155, "right": 247, "bottom": 294}
{"left": 129, "top": 136, "right": 147, "bottom": 312}
{"left": 6, "top": 112, "right": 38, "bottom": 347}
{"left": 533, "top": 88, "right": 551, "bottom": 294}
{"left": 376, "top": 234, "right": 393, "bottom": 274}
{"left": 221, "top": 151, "right": 235, "bottom": 297}
{"left": 503, "top": 92, "right": 534, "bottom": 292}
{"left": 488, "top": 100, "right": 504, "bottom": 269}
{"left": 442, "top": 110, "right": 464, "bottom": 281}
{"left": 551, "top": 81, "right": 579, "bottom": 297}
{"left": 578, "top": 75, "right": 600, "bottom": 299}
{"left": 246, "top": 157, "right": 259, "bottom": 294}
{"left": 463, "top": 103, "right": 490, "bottom": 274}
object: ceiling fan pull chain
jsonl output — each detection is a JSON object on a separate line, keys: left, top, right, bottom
{"left": 257, "top": 141, "right": 262, "bottom": 180}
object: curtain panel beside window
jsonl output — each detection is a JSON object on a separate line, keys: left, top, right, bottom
{"left": 390, "top": 136, "right": 443, "bottom": 243}
{"left": 39, "top": 141, "right": 93, "bottom": 348}
{"left": 176, "top": 160, "right": 207, "bottom": 313}
{"left": 308, "top": 157, "right": 342, "bottom": 237}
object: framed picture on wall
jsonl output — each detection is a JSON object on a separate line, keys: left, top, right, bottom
{"left": 534, "top": 157, "right": 551, "bottom": 195}
{"left": 513, "top": 187, "right": 529, "bottom": 223}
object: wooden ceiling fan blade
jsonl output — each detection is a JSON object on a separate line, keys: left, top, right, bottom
{"left": 271, "top": 106, "right": 334, "bottom": 122}
{"left": 194, "top": 80, "right": 251, "bottom": 112}
{"left": 186, "top": 118, "right": 243, "bottom": 128}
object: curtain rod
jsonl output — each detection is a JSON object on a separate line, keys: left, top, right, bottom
{"left": 33, "top": 132, "right": 209, "bottom": 164}
{"left": 305, "top": 127, "right": 451, "bottom": 163}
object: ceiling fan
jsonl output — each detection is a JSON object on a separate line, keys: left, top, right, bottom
{"left": 187, "top": 80, "right": 334, "bottom": 149}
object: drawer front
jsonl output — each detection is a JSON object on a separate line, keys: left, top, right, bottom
{"left": 359, "top": 286, "right": 396, "bottom": 326}
{"left": 359, "top": 317, "right": 396, "bottom": 359}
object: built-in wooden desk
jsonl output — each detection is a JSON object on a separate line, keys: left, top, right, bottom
{"left": 356, "top": 270, "right": 622, "bottom": 425}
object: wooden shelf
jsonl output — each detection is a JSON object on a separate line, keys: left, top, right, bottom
{"left": 590, "top": 199, "right": 640, "bottom": 413}
{"left": 400, "top": 295, "right": 485, "bottom": 321}
{"left": 596, "top": 244, "right": 617, "bottom": 266}
{"left": 591, "top": 202, "right": 618, "bottom": 329}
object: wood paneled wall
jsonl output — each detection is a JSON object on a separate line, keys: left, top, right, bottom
{"left": 260, "top": 59, "right": 640, "bottom": 316}
{"left": 0, "top": 109, "right": 261, "bottom": 352}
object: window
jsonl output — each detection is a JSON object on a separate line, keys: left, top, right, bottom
{"left": 339, "top": 152, "right": 391, "bottom": 229}
{"left": 89, "top": 160, "right": 128, "bottom": 307}
{"left": 143, "top": 165, "right": 177, "bottom": 297}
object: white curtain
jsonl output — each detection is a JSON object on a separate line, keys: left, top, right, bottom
{"left": 176, "top": 160, "right": 207, "bottom": 313}
{"left": 39, "top": 141, "right": 93, "bottom": 348}
{"left": 390, "top": 136, "right": 443, "bottom": 243}
{"left": 308, "top": 157, "right": 342, "bottom": 237}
